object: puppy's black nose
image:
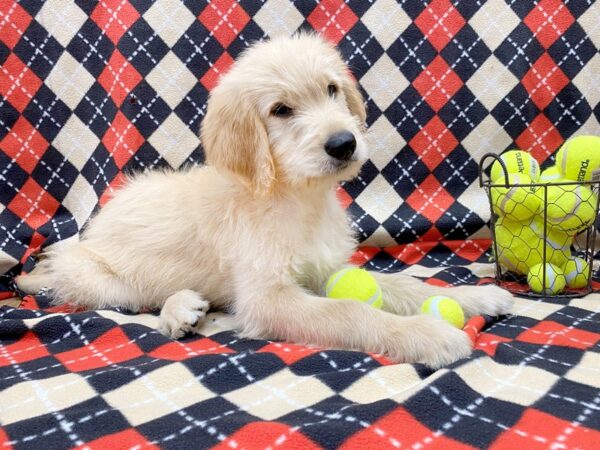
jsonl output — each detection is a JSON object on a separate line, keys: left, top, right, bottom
{"left": 325, "top": 131, "right": 356, "bottom": 161}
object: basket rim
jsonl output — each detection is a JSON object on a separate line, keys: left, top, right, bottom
{"left": 482, "top": 179, "right": 600, "bottom": 188}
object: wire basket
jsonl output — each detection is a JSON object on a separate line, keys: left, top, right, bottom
{"left": 479, "top": 153, "right": 600, "bottom": 298}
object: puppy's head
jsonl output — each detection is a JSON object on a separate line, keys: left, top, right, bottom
{"left": 200, "top": 33, "right": 367, "bottom": 194}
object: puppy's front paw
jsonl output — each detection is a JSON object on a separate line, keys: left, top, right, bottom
{"left": 445, "top": 284, "right": 514, "bottom": 318}
{"left": 386, "top": 315, "right": 472, "bottom": 369}
{"left": 159, "top": 290, "right": 209, "bottom": 339}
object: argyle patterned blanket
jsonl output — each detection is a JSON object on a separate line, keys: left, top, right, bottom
{"left": 2, "top": 0, "right": 600, "bottom": 449}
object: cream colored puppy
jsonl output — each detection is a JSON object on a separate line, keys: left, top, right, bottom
{"left": 17, "top": 34, "right": 512, "bottom": 368}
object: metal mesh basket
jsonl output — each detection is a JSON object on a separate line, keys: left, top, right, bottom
{"left": 479, "top": 153, "right": 600, "bottom": 298}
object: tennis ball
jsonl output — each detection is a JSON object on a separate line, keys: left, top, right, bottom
{"left": 325, "top": 268, "right": 383, "bottom": 308}
{"left": 531, "top": 218, "right": 573, "bottom": 267}
{"left": 494, "top": 217, "right": 543, "bottom": 274}
{"left": 421, "top": 296, "right": 465, "bottom": 329}
{"left": 527, "top": 263, "right": 566, "bottom": 295}
{"left": 562, "top": 257, "right": 590, "bottom": 289}
{"left": 490, "top": 174, "right": 541, "bottom": 221}
{"left": 540, "top": 166, "right": 561, "bottom": 183}
{"left": 556, "top": 135, "right": 600, "bottom": 182}
{"left": 542, "top": 184, "right": 598, "bottom": 234}
{"left": 490, "top": 150, "right": 541, "bottom": 182}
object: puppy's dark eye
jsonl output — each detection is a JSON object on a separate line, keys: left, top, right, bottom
{"left": 271, "top": 103, "right": 293, "bottom": 117}
{"left": 327, "top": 83, "right": 338, "bottom": 97}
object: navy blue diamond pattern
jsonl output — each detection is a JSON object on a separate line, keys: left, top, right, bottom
{"left": 117, "top": 18, "right": 170, "bottom": 77}
{"left": 65, "top": 20, "right": 116, "bottom": 78}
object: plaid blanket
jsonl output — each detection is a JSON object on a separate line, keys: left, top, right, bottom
{"left": 2, "top": 1, "right": 600, "bottom": 448}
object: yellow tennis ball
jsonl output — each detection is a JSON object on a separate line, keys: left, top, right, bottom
{"left": 490, "top": 173, "right": 541, "bottom": 221}
{"left": 542, "top": 184, "right": 597, "bottom": 234}
{"left": 556, "top": 135, "right": 600, "bottom": 182}
{"left": 491, "top": 150, "right": 541, "bottom": 182}
{"left": 562, "top": 257, "right": 590, "bottom": 289}
{"left": 531, "top": 218, "right": 573, "bottom": 267}
{"left": 494, "top": 217, "right": 543, "bottom": 274}
{"left": 421, "top": 296, "right": 465, "bottom": 329}
{"left": 527, "top": 263, "right": 566, "bottom": 295}
{"left": 325, "top": 268, "right": 382, "bottom": 308}
{"left": 540, "top": 166, "right": 561, "bottom": 183}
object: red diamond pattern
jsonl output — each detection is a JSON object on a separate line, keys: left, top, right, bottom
{"left": 0, "top": 428, "right": 12, "bottom": 450}
{"left": 445, "top": 239, "right": 490, "bottom": 263}
{"left": 517, "top": 321, "right": 600, "bottom": 350}
{"left": 0, "top": 53, "right": 42, "bottom": 112}
{"left": 0, "top": 331, "right": 49, "bottom": 367}
{"left": 336, "top": 186, "right": 353, "bottom": 209}
{"left": 515, "top": 114, "right": 563, "bottom": 164}
{"left": 409, "top": 115, "right": 459, "bottom": 170}
{"left": 99, "top": 172, "right": 126, "bottom": 207}
{"left": 73, "top": 429, "right": 162, "bottom": 450}
{"left": 102, "top": 111, "right": 144, "bottom": 169}
{"left": 211, "top": 422, "right": 321, "bottom": 450}
{"left": 199, "top": 0, "right": 250, "bottom": 48}
{"left": 7, "top": 178, "right": 60, "bottom": 229}
{"left": 524, "top": 0, "right": 575, "bottom": 49}
{"left": 350, "top": 246, "right": 381, "bottom": 266}
{"left": 8, "top": 178, "right": 59, "bottom": 229}
{"left": 257, "top": 342, "right": 320, "bottom": 365}
{"left": 200, "top": 52, "right": 234, "bottom": 91}
{"left": 341, "top": 407, "right": 475, "bottom": 449}
{"left": 421, "top": 226, "right": 443, "bottom": 241}
{"left": 90, "top": 0, "right": 140, "bottom": 44}
{"left": 385, "top": 244, "right": 426, "bottom": 265}
{"left": 521, "top": 52, "right": 569, "bottom": 110}
{"left": 307, "top": 0, "right": 359, "bottom": 45}
{"left": 414, "top": 0, "right": 466, "bottom": 52}
{"left": 406, "top": 175, "right": 455, "bottom": 223}
{"left": 55, "top": 327, "right": 144, "bottom": 372}
{"left": 475, "top": 332, "right": 512, "bottom": 356}
{"left": 490, "top": 409, "right": 600, "bottom": 450}
{"left": 20, "top": 230, "right": 45, "bottom": 264}
{"left": 413, "top": 56, "right": 463, "bottom": 112}
{"left": 98, "top": 50, "right": 142, "bottom": 107}
{"left": 0, "top": 116, "right": 49, "bottom": 174}
{"left": 0, "top": 2, "right": 32, "bottom": 49}
{"left": 149, "top": 337, "right": 235, "bottom": 361}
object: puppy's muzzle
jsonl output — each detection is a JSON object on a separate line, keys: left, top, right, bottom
{"left": 325, "top": 131, "right": 356, "bottom": 161}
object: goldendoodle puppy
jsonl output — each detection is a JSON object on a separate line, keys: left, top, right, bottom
{"left": 17, "top": 34, "right": 513, "bottom": 367}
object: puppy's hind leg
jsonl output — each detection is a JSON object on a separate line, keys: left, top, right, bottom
{"left": 42, "top": 244, "right": 145, "bottom": 312}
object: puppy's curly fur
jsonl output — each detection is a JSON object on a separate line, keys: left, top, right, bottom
{"left": 17, "top": 34, "right": 513, "bottom": 367}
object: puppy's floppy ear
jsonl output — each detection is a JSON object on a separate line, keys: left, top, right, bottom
{"left": 342, "top": 73, "right": 367, "bottom": 125}
{"left": 201, "top": 82, "right": 275, "bottom": 194}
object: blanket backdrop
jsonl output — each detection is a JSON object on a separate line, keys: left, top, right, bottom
{"left": 1, "top": 1, "right": 600, "bottom": 449}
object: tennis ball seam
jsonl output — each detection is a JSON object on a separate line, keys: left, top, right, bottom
{"left": 562, "top": 257, "right": 589, "bottom": 288}
{"left": 366, "top": 286, "right": 383, "bottom": 306}
{"left": 528, "top": 263, "right": 566, "bottom": 294}
{"left": 325, "top": 268, "right": 351, "bottom": 296}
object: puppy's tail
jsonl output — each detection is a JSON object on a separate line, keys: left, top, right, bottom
{"left": 16, "top": 242, "right": 142, "bottom": 311}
